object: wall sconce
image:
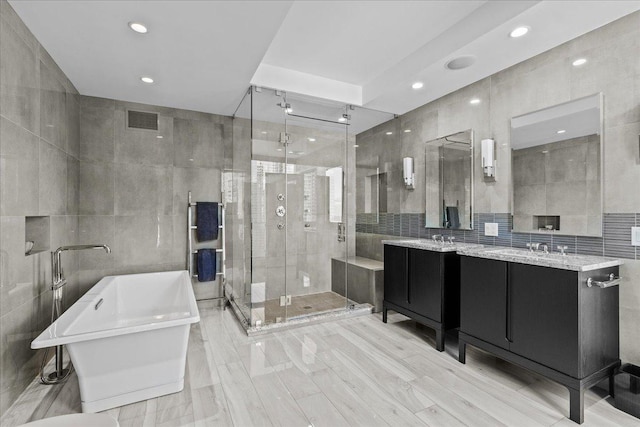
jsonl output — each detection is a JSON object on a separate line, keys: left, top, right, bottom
{"left": 403, "top": 157, "right": 415, "bottom": 190}
{"left": 481, "top": 138, "right": 496, "bottom": 180}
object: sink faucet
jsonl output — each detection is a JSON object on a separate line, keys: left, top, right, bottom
{"left": 557, "top": 245, "right": 568, "bottom": 256}
{"left": 432, "top": 234, "right": 442, "bottom": 243}
{"left": 448, "top": 236, "right": 455, "bottom": 244}
{"left": 540, "top": 244, "right": 549, "bottom": 254}
{"left": 526, "top": 242, "right": 540, "bottom": 253}
{"left": 42, "top": 244, "right": 111, "bottom": 385}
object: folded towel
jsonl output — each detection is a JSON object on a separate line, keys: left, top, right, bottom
{"left": 196, "top": 202, "right": 218, "bottom": 241}
{"left": 446, "top": 206, "right": 460, "bottom": 229}
{"left": 197, "top": 249, "right": 217, "bottom": 282}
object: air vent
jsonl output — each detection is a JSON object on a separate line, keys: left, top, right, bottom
{"left": 127, "top": 110, "right": 158, "bottom": 130}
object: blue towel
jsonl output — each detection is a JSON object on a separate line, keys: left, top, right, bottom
{"left": 197, "top": 249, "right": 217, "bottom": 282}
{"left": 196, "top": 202, "right": 218, "bottom": 241}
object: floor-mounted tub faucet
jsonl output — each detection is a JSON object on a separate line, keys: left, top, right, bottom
{"left": 41, "top": 244, "right": 111, "bottom": 384}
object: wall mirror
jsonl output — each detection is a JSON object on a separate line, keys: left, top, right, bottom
{"left": 425, "top": 130, "right": 474, "bottom": 230}
{"left": 356, "top": 156, "right": 385, "bottom": 223}
{"left": 511, "top": 93, "right": 603, "bottom": 237}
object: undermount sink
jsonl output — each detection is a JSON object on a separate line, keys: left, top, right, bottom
{"left": 485, "top": 247, "right": 568, "bottom": 260}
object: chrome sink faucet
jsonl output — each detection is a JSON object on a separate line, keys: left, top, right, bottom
{"left": 526, "top": 242, "right": 540, "bottom": 253}
{"left": 557, "top": 245, "right": 568, "bottom": 256}
{"left": 448, "top": 236, "right": 455, "bottom": 244}
{"left": 540, "top": 244, "right": 549, "bottom": 254}
{"left": 432, "top": 234, "right": 442, "bottom": 243}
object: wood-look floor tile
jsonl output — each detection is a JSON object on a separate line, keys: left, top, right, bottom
{"left": 217, "top": 362, "right": 273, "bottom": 427}
{"left": 296, "top": 392, "right": 350, "bottom": 427}
{"left": 191, "top": 384, "right": 232, "bottom": 425}
{"left": 310, "top": 367, "right": 389, "bottom": 426}
{"left": 324, "top": 349, "right": 428, "bottom": 426}
{"left": 252, "top": 371, "right": 310, "bottom": 426}
{"left": 416, "top": 404, "right": 467, "bottom": 427}
{"left": 411, "top": 374, "right": 507, "bottom": 427}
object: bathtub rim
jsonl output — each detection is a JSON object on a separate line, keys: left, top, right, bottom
{"left": 31, "top": 270, "right": 200, "bottom": 349}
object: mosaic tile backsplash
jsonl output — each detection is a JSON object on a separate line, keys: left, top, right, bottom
{"left": 356, "top": 213, "right": 639, "bottom": 260}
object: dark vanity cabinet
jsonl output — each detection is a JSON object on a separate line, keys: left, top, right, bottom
{"left": 459, "top": 255, "right": 620, "bottom": 424}
{"left": 382, "top": 244, "right": 460, "bottom": 351}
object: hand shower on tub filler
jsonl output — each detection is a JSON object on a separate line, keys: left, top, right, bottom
{"left": 39, "top": 244, "right": 111, "bottom": 385}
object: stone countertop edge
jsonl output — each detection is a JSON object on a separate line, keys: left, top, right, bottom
{"left": 455, "top": 246, "right": 624, "bottom": 272}
{"left": 381, "top": 239, "right": 484, "bottom": 253}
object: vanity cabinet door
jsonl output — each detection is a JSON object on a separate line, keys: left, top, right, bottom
{"left": 408, "top": 248, "right": 442, "bottom": 322}
{"left": 509, "top": 263, "right": 579, "bottom": 377}
{"left": 384, "top": 245, "right": 408, "bottom": 307}
{"left": 460, "top": 256, "right": 508, "bottom": 350}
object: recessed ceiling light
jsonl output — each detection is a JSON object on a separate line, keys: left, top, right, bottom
{"left": 404, "top": 129, "right": 411, "bottom": 133}
{"left": 509, "top": 26, "right": 529, "bottom": 38}
{"left": 128, "top": 22, "right": 148, "bottom": 34}
{"left": 470, "top": 98, "right": 481, "bottom": 105}
{"left": 338, "top": 117, "right": 347, "bottom": 122}
{"left": 557, "top": 129, "right": 566, "bottom": 134}
{"left": 541, "top": 150, "right": 549, "bottom": 154}
{"left": 156, "top": 135, "right": 163, "bottom": 139}
{"left": 354, "top": 144, "right": 359, "bottom": 148}
{"left": 288, "top": 151, "right": 294, "bottom": 154}
{"left": 386, "top": 131, "right": 393, "bottom": 135}
{"left": 277, "top": 148, "right": 283, "bottom": 151}
{"left": 445, "top": 56, "right": 476, "bottom": 70}
{"left": 308, "top": 137, "right": 316, "bottom": 142}
{"left": 411, "top": 82, "right": 424, "bottom": 90}
{"left": 572, "top": 58, "right": 587, "bottom": 67}
{"left": 261, "top": 131, "right": 267, "bottom": 134}
{"left": 140, "top": 76, "right": 154, "bottom": 84}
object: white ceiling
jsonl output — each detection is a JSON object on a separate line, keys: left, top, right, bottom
{"left": 9, "top": 0, "right": 640, "bottom": 123}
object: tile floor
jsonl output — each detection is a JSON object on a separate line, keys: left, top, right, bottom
{"left": 2, "top": 302, "right": 639, "bottom": 427}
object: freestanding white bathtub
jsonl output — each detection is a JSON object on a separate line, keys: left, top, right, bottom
{"left": 32, "top": 270, "right": 200, "bottom": 413}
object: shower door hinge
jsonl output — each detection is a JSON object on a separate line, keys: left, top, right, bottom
{"left": 279, "top": 295, "right": 292, "bottom": 306}
{"left": 279, "top": 132, "right": 290, "bottom": 145}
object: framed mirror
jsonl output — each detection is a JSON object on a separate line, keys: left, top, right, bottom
{"left": 425, "top": 130, "right": 474, "bottom": 230}
{"left": 511, "top": 93, "right": 603, "bottom": 236}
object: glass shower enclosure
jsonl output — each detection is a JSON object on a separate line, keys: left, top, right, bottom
{"left": 228, "top": 87, "right": 353, "bottom": 328}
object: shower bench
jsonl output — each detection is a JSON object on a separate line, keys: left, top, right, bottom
{"left": 331, "top": 257, "right": 384, "bottom": 312}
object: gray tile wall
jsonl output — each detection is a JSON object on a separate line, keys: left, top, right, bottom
{"left": 76, "top": 96, "right": 232, "bottom": 300}
{"left": 0, "top": 0, "right": 80, "bottom": 413}
{"left": 356, "top": 11, "right": 640, "bottom": 365}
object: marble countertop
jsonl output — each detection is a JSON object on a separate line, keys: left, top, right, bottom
{"left": 456, "top": 246, "right": 624, "bottom": 272}
{"left": 382, "top": 239, "right": 483, "bottom": 253}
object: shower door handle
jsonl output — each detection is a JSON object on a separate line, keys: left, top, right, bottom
{"left": 337, "top": 223, "right": 346, "bottom": 242}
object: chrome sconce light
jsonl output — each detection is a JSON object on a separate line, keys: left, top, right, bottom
{"left": 481, "top": 138, "right": 496, "bottom": 180}
{"left": 403, "top": 157, "right": 415, "bottom": 190}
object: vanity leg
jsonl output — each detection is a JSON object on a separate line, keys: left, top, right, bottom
{"left": 569, "top": 387, "right": 584, "bottom": 424}
{"left": 382, "top": 307, "right": 387, "bottom": 323}
{"left": 435, "top": 328, "right": 444, "bottom": 352}
{"left": 609, "top": 373, "right": 615, "bottom": 398}
{"left": 458, "top": 340, "right": 466, "bottom": 364}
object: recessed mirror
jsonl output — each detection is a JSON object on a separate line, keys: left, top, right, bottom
{"left": 511, "top": 93, "right": 602, "bottom": 236}
{"left": 425, "top": 130, "right": 474, "bottom": 230}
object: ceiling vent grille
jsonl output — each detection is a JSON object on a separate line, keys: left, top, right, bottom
{"left": 127, "top": 110, "right": 158, "bottom": 131}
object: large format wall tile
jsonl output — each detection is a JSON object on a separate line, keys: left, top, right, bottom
{"left": 39, "top": 60, "right": 66, "bottom": 151}
{"left": 78, "top": 161, "right": 114, "bottom": 215}
{"left": 114, "top": 215, "right": 173, "bottom": 267}
{"left": 0, "top": 14, "right": 39, "bottom": 134}
{"left": 79, "top": 102, "right": 115, "bottom": 162}
{"left": 173, "top": 118, "right": 225, "bottom": 169}
{"left": 114, "top": 106, "right": 174, "bottom": 166}
{"left": 38, "top": 140, "right": 67, "bottom": 215}
{"left": 114, "top": 163, "right": 173, "bottom": 216}
{"left": 0, "top": 116, "right": 39, "bottom": 216}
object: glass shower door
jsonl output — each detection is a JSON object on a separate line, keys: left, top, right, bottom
{"left": 282, "top": 97, "right": 350, "bottom": 321}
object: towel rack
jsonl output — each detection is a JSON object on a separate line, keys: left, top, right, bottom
{"left": 187, "top": 191, "right": 226, "bottom": 296}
